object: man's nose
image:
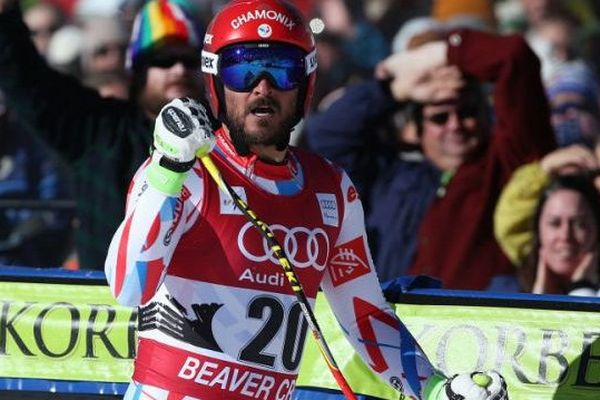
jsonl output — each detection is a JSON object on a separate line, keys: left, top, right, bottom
{"left": 252, "top": 77, "right": 274, "bottom": 95}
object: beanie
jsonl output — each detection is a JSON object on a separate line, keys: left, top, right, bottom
{"left": 547, "top": 60, "right": 600, "bottom": 114}
{"left": 126, "top": 0, "right": 201, "bottom": 71}
{"left": 432, "top": 0, "right": 496, "bottom": 29}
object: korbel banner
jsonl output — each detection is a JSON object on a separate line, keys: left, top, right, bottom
{"left": 1, "top": 279, "right": 599, "bottom": 399}
{"left": 296, "top": 292, "right": 600, "bottom": 400}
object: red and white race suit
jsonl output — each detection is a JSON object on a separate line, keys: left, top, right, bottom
{"left": 105, "top": 131, "right": 435, "bottom": 400}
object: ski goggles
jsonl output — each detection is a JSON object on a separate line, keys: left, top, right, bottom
{"left": 202, "top": 43, "right": 317, "bottom": 92}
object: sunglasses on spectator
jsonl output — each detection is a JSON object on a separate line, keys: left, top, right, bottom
{"left": 217, "top": 43, "right": 308, "bottom": 92}
{"left": 423, "top": 106, "right": 480, "bottom": 126}
{"left": 147, "top": 53, "right": 202, "bottom": 69}
{"left": 551, "top": 102, "right": 595, "bottom": 115}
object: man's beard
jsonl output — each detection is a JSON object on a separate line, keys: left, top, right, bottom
{"left": 225, "top": 97, "right": 296, "bottom": 156}
{"left": 140, "top": 79, "right": 202, "bottom": 119}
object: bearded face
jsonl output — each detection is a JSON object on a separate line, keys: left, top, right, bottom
{"left": 223, "top": 83, "right": 299, "bottom": 154}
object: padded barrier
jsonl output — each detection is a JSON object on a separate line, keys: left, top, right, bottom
{"left": 1, "top": 267, "right": 599, "bottom": 399}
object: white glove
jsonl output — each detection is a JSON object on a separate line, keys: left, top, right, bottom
{"left": 424, "top": 371, "right": 508, "bottom": 400}
{"left": 152, "top": 97, "right": 215, "bottom": 172}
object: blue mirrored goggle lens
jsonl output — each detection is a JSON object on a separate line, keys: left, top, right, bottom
{"left": 219, "top": 44, "right": 306, "bottom": 92}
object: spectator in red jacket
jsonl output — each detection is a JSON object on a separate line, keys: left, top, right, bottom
{"left": 305, "top": 28, "right": 556, "bottom": 290}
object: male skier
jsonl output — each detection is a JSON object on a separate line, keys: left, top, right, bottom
{"left": 105, "top": 1, "right": 508, "bottom": 399}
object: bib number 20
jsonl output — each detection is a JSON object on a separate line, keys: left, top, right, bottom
{"left": 239, "top": 296, "right": 308, "bottom": 371}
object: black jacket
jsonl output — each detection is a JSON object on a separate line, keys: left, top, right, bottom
{"left": 0, "top": 6, "right": 153, "bottom": 269}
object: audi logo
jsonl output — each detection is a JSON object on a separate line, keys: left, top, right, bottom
{"left": 238, "top": 222, "right": 330, "bottom": 271}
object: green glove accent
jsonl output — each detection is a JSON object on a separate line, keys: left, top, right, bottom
{"left": 473, "top": 373, "right": 492, "bottom": 388}
{"left": 147, "top": 162, "right": 187, "bottom": 196}
{"left": 422, "top": 373, "right": 447, "bottom": 400}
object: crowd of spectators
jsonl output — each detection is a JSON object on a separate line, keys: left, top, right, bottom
{"left": 0, "top": 0, "right": 203, "bottom": 270}
{"left": 2, "top": 0, "right": 600, "bottom": 297}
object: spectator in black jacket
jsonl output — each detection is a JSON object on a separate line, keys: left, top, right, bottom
{"left": 0, "top": 89, "right": 74, "bottom": 267}
{"left": 0, "top": 0, "right": 205, "bottom": 269}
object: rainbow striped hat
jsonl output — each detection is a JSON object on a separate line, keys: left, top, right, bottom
{"left": 126, "top": 0, "right": 201, "bottom": 70}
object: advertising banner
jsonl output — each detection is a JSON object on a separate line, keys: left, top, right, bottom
{"left": 2, "top": 279, "right": 599, "bottom": 399}
{"left": 296, "top": 294, "right": 600, "bottom": 399}
{"left": 0, "top": 282, "right": 135, "bottom": 383}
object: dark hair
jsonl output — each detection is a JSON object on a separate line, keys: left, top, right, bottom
{"left": 521, "top": 173, "right": 600, "bottom": 290}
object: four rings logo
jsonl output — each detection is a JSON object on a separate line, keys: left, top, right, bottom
{"left": 237, "top": 222, "right": 330, "bottom": 271}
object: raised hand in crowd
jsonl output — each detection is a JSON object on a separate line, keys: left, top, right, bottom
{"left": 318, "top": 0, "right": 355, "bottom": 38}
{"left": 375, "top": 42, "right": 465, "bottom": 104}
{"left": 540, "top": 143, "right": 600, "bottom": 175}
{"left": 539, "top": 143, "right": 600, "bottom": 191}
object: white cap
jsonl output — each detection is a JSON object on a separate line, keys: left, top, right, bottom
{"left": 75, "top": 0, "right": 126, "bottom": 19}
{"left": 391, "top": 17, "right": 445, "bottom": 53}
{"left": 47, "top": 25, "right": 83, "bottom": 67}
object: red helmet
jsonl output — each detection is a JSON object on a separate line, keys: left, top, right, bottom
{"left": 201, "top": 0, "right": 317, "bottom": 122}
